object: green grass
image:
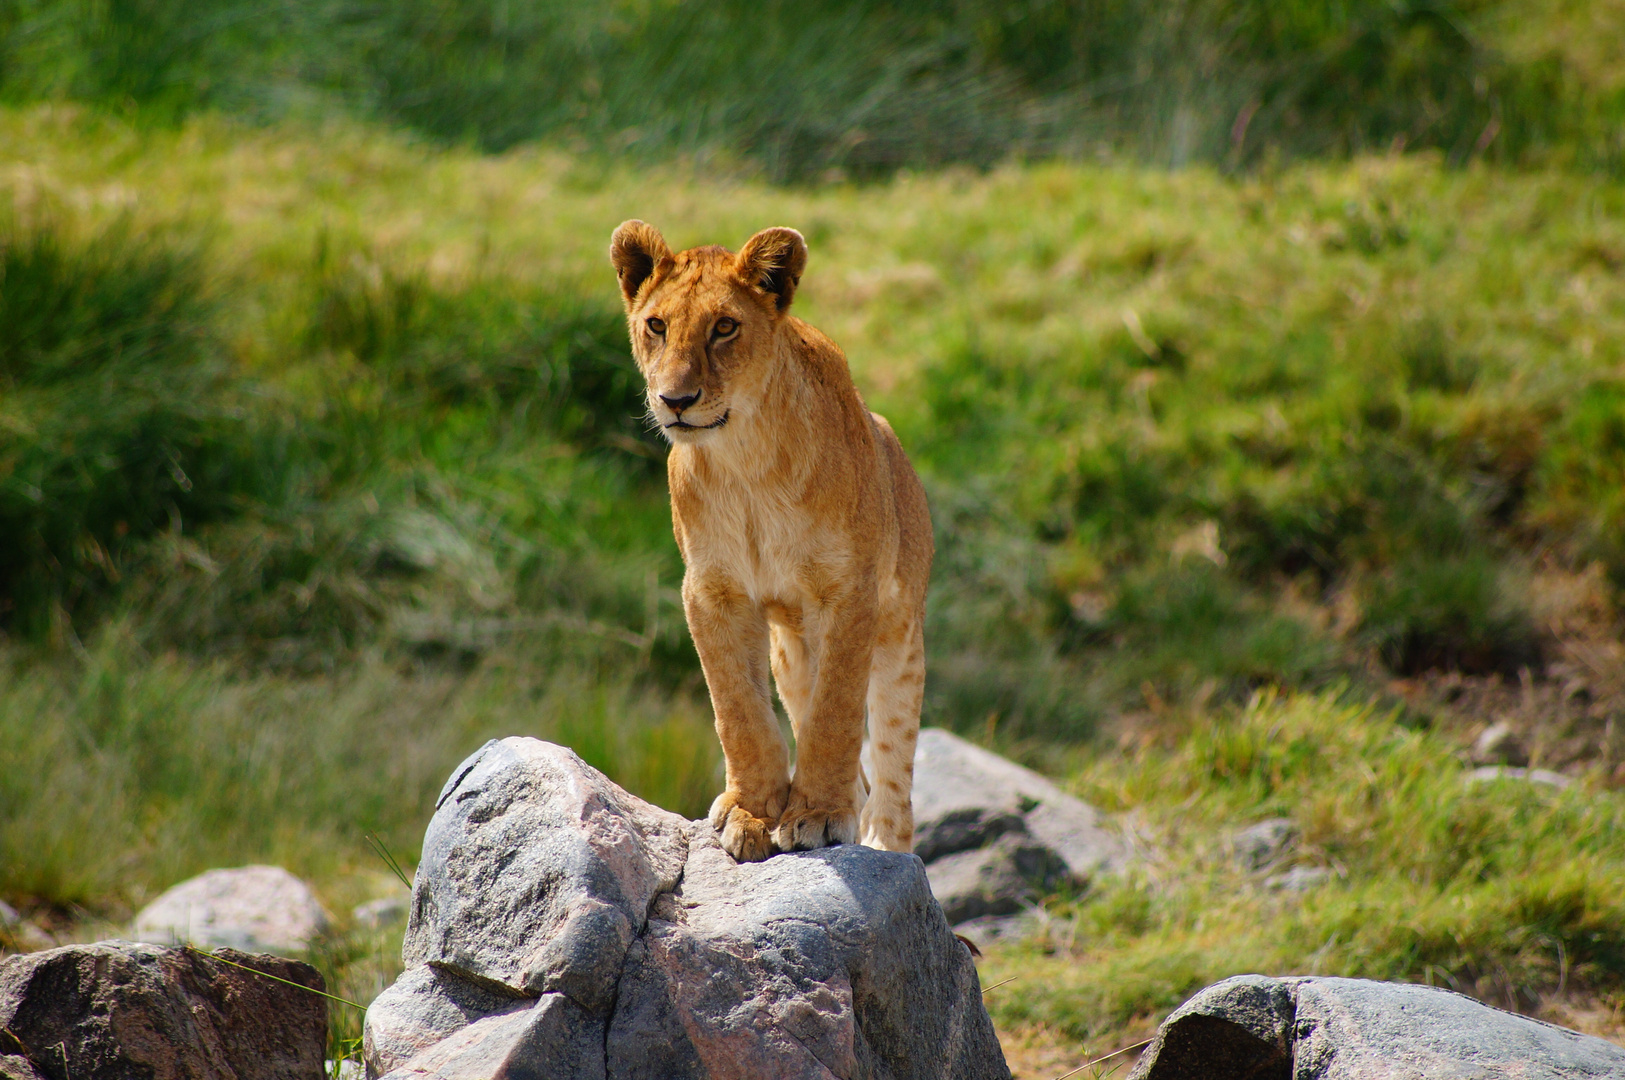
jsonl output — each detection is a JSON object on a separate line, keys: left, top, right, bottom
{"left": 0, "top": 625, "right": 719, "bottom": 909}
{"left": 1, "top": 0, "right": 1621, "bottom": 177}
{"left": 0, "top": 216, "right": 252, "bottom": 639}
{"left": 2, "top": 99, "right": 1624, "bottom": 1066}
{"left": 980, "top": 689, "right": 1625, "bottom": 1055}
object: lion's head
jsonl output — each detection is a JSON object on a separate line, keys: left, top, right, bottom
{"left": 609, "top": 220, "right": 808, "bottom": 444}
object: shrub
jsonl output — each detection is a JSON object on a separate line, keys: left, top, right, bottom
{"left": 1359, "top": 553, "right": 1542, "bottom": 676}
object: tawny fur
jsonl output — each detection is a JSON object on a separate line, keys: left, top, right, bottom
{"left": 609, "top": 220, "right": 933, "bottom": 862}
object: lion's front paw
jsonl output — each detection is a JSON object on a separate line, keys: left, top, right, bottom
{"left": 773, "top": 793, "right": 860, "bottom": 853}
{"left": 709, "top": 791, "right": 781, "bottom": 863}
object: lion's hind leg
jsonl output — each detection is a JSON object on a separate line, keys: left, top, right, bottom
{"left": 859, "top": 613, "right": 923, "bottom": 852}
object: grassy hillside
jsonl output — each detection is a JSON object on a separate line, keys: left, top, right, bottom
{"left": 3, "top": 103, "right": 1624, "bottom": 1068}
{"left": 0, "top": 0, "right": 1621, "bottom": 177}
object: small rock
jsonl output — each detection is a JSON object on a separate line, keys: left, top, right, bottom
{"left": 1230, "top": 818, "right": 1297, "bottom": 871}
{"left": 924, "top": 831, "right": 1074, "bottom": 923}
{"left": 364, "top": 736, "right": 1010, "bottom": 1080}
{"left": 0, "top": 940, "right": 327, "bottom": 1080}
{"left": 132, "top": 865, "right": 330, "bottom": 955}
{"left": 904, "top": 729, "right": 1127, "bottom": 928}
{"left": 1263, "top": 866, "right": 1330, "bottom": 892}
{"left": 1128, "top": 973, "right": 1625, "bottom": 1079}
{"left": 0, "top": 901, "right": 18, "bottom": 927}
{"left": 352, "top": 895, "right": 410, "bottom": 931}
{"left": 1472, "top": 721, "right": 1529, "bottom": 766}
{"left": 16, "top": 924, "right": 56, "bottom": 954}
{"left": 1467, "top": 765, "right": 1573, "bottom": 790}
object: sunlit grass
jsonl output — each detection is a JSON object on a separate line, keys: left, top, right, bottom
{"left": 979, "top": 690, "right": 1625, "bottom": 1064}
{"left": 0, "top": 627, "right": 719, "bottom": 909}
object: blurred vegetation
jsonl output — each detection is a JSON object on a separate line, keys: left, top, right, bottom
{"left": 14, "top": 134, "right": 1625, "bottom": 745}
{"left": 0, "top": 0, "right": 1622, "bottom": 1063}
{"left": 0, "top": 0, "right": 1621, "bottom": 178}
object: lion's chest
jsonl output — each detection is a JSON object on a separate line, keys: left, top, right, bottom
{"left": 673, "top": 477, "right": 846, "bottom": 605}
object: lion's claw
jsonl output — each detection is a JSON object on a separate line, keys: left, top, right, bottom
{"left": 773, "top": 805, "right": 860, "bottom": 852}
{"left": 717, "top": 807, "right": 779, "bottom": 862}
{"left": 709, "top": 790, "right": 783, "bottom": 862}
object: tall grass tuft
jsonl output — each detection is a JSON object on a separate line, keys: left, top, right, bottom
{"left": 0, "top": 218, "right": 254, "bottom": 640}
{"left": 1360, "top": 554, "right": 1542, "bottom": 676}
{"left": 0, "top": 627, "right": 720, "bottom": 909}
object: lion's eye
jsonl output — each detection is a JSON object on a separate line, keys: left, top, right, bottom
{"left": 646, "top": 316, "right": 666, "bottom": 335}
{"left": 713, "top": 317, "right": 738, "bottom": 338}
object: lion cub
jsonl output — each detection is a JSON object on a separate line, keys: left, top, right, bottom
{"left": 609, "top": 221, "right": 933, "bottom": 862}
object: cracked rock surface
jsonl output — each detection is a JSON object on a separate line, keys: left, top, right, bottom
{"left": 1127, "top": 973, "right": 1625, "bottom": 1079}
{"left": 364, "top": 737, "right": 1010, "bottom": 1080}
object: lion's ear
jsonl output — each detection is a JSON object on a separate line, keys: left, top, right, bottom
{"left": 610, "top": 220, "right": 673, "bottom": 307}
{"left": 735, "top": 227, "right": 808, "bottom": 312}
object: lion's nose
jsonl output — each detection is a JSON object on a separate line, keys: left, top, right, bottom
{"left": 659, "top": 390, "right": 702, "bottom": 413}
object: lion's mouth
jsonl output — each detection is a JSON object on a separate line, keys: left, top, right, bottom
{"left": 666, "top": 410, "right": 730, "bottom": 432}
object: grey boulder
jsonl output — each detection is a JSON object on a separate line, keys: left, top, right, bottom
{"left": 1127, "top": 973, "right": 1625, "bottom": 1079}
{"left": 365, "top": 736, "right": 1009, "bottom": 1080}
{"left": 917, "top": 833, "right": 1074, "bottom": 925}
{"left": 904, "top": 728, "right": 1127, "bottom": 924}
{"left": 0, "top": 940, "right": 327, "bottom": 1080}
{"left": 1229, "top": 818, "right": 1297, "bottom": 871}
{"left": 132, "top": 865, "right": 331, "bottom": 955}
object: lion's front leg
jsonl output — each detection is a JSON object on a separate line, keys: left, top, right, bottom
{"left": 774, "top": 583, "right": 877, "bottom": 853}
{"left": 686, "top": 572, "right": 790, "bottom": 862}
